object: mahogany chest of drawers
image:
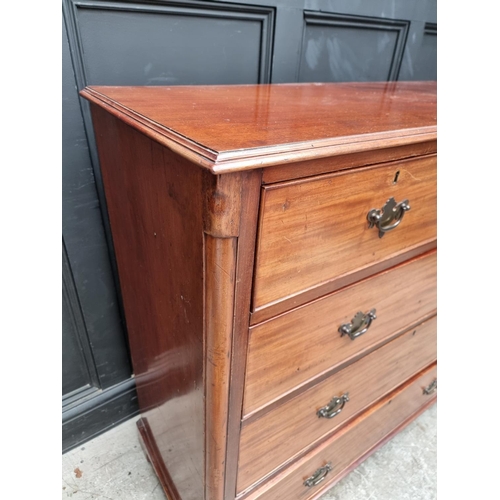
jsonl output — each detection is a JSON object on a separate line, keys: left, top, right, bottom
{"left": 82, "top": 82, "right": 437, "bottom": 500}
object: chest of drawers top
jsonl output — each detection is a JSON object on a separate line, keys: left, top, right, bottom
{"left": 82, "top": 81, "right": 436, "bottom": 173}
{"left": 82, "top": 82, "right": 437, "bottom": 500}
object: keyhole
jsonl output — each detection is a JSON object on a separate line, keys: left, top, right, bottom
{"left": 393, "top": 171, "right": 400, "bottom": 184}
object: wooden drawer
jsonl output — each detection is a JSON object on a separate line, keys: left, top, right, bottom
{"left": 237, "top": 316, "right": 436, "bottom": 494}
{"left": 244, "top": 250, "right": 436, "bottom": 416}
{"left": 243, "top": 364, "right": 437, "bottom": 500}
{"left": 252, "top": 155, "right": 436, "bottom": 318}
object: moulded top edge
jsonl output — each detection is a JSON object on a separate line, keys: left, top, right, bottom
{"left": 80, "top": 82, "right": 437, "bottom": 174}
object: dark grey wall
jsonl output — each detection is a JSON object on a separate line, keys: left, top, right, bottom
{"left": 62, "top": 0, "right": 436, "bottom": 452}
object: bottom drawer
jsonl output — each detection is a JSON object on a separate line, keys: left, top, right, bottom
{"left": 243, "top": 364, "right": 437, "bottom": 500}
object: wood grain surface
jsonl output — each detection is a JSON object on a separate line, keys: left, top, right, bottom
{"left": 237, "top": 316, "right": 436, "bottom": 493}
{"left": 91, "top": 105, "right": 205, "bottom": 500}
{"left": 204, "top": 235, "right": 238, "bottom": 500}
{"left": 244, "top": 250, "right": 437, "bottom": 417}
{"left": 202, "top": 171, "right": 261, "bottom": 500}
{"left": 261, "top": 140, "right": 437, "bottom": 184}
{"left": 253, "top": 155, "right": 437, "bottom": 313}
{"left": 81, "top": 82, "right": 436, "bottom": 173}
{"left": 137, "top": 418, "right": 181, "bottom": 500}
{"left": 242, "top": 364, "right": 437, "bottom": 500}
{"left": 224, "top": 170, "right": 263, "bottom": 500}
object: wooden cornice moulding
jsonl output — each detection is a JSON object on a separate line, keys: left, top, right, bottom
{"left": 80, "top": 82, "right": 437, "bottom": 174}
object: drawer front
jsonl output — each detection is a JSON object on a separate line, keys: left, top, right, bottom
{"left": 244, "top": 364, "right": 437, "bottom": 500}
{"left": 244, "top": 250, "right": 436, "bottom": 416}
{"left": 252, "top": 155, "right": 436, "bottom": 314}
{"left": 237, "top": 316, "right": 436, "bottom": 493}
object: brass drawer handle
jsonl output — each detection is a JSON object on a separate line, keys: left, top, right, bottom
{"left": 339, "top": 309, "right": 377, "bottom": 340}
{"left": 423, "top": 379, "right": 437, "bottom": 395}
{"left": 317, "top": 393, "right": 349, "bottom": 419}
{"left": 303, "top": 463, "right": 333, "bottom": 488}
{"left": 367, "top": 197, "right": 410, "bottom": 238}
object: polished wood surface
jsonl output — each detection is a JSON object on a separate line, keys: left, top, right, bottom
{"left": 243, "top": 364, "right": 437, "bottom": 500}
{"left": 224, "top": 170, "right": 263, "bottom": 500}
{"left": 308, "top": 398, "right": 436, "bottom": 500}
{"left": 204, "top": 235, "right": 237, "bottom": 500}
{"left": 250, "top": 239, "right": 436, "bottom": 325}
{"left": 91, "top": 105, "right": 205, "bottom": 500}
{"left": 203, "top": 173, "right": 242, "bottom": 500}
{"left": 244, "top": 250, "right": 436, "bottom": 416}
{"left": 261, "top": 140, "right": 437, "bottom": 184}
{"left": 253, "top": 155, "right": 436, "bottom": 314}
{"left": 137, "top": 418, "right": 181, "bottom": 500}
{"left": 91, "top": 105, "right": 263, "bottom": 500}
{"left": 81, "top": 82, "right": 436, "bottom": 173}
{"left": 82, "top": 82, "right": 437, "bottom": 500}
{"left": 202, "top": 172, "right": 263, "bottom": 500}
{"left": 237, "top": 316, "right": 436, "bottom": 493}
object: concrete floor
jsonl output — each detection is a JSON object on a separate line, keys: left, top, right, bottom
{"left": 62, "top": 403, "right": 436, "bottom": 500}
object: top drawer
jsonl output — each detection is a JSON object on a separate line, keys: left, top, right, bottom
{"left": 252, "top": 155, "right": 436, "bottom": 317}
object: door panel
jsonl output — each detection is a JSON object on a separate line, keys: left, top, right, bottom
{"left": 62, "top": 243, "right": 97, "bottom": 398}
{"left": 299, "top": 12, "right": 409, "bottom": 82}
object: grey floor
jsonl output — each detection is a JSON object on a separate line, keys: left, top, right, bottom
{"left": 62, "top": 404, "right": 436, "bottom": 500}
